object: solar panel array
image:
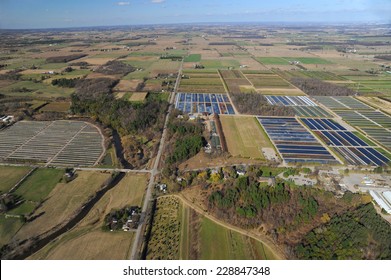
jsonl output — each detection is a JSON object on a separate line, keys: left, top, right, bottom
{"left": 302, "top": 118, "right": 390, "bottom": 166}
{"left": 0, "top": 121, "right": 104, "bottom": 166}
{"left": 257, "top": 117, "right": 338, "bottom": 164}
{"left": 175, "top": 93, "right": 235, "bottom": 115}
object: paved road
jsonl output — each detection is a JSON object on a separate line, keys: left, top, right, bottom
{"left": 129, "top": 60, "right": 183, "bottom": 260}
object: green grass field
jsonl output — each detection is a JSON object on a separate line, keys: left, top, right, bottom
{"left": 284, "top": 57, "right": 332, "bottom": 64}
{"left": 198, "top": 217, "right": 276, "bottom": 260}
{"left": 184, "top": 54, "right": 201, "bottom": 62}
{"left": 0, "top": 216, "right": 24, "bottom": 248}
{"left": 14, "top": 168, "right": 64, "bottom": 202}
{"left": 0, "top": 166, "right": 32, "bottom": 194}
{"left": 2, "top": 80, "right": 74, "bottom": 98}
{"left": 220, "top": 116, "right": 272, "bottom": 159}
{"left": 200, "top": 59, "right": 241, "bottom": 69}
{"left": 256, "top": 57, "right": 290, "bottom": 65}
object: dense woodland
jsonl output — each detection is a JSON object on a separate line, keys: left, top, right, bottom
{"left": 51, "top": 77, "right": 80, "bottom": 88}
{"left": 163, "top": 112, "right": 205, "bottom": 177}
{"left": 230, "top": 92, "right": 295, "bottom": 116}
{"left": 196, "top": 168, "right": 390, "bottom": 259}
{"left": 290, "top": 77, "right": 357, "bottom": 96}
{"left": 46, "top": 54, "right": 87, "bottom": 63}
{"left": 71, "top": 76, "right": 168, "bottom": 168}
{"left": 296, "top": 203, "right": 391, "bottom": 259}
{"left": 95, "top": 60, "right": 135, "bottom": 76}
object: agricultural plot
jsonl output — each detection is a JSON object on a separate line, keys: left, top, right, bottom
{"left": 356, "top": 96, "right": 391, "bottom": 115}
{"left": 0, "top": 121, "right": 104, "bottom": 166}
{"left": 284, "top": 57, "right": 332, "bottom": 64}
{"left": 265, "top": 95, "right": 332, "bottom": 117}
{"left": 220, "top": 116, "right": 272, "bottom": 159}
{"left": 14, "top": 170, "right": 112, "bottom": 243}
{"left": 293, "top": 106, "right": 332, "bottom": 118}
{"left": 179, "top": 71, "right": 226, "bottom": 93}
{"left": 313, "top": 96, "right": 371, "bottom": 110}
{"left": 301, "top": 118, "right": 389, "bottom": 166}
{"left": 199, "top": 59, "right": 240, "bottom": 70}
{"left": 219, "top": 69, "right": 252, "bottom": 93}
{"left": 360, "top": 127, "right": 391, "bottom": 151}
{"left": 257, "top": 117, "right": 338, "bottom": 164}
{"left": 40, "top": 102, "right": 71, "bottom": 113}
{"left": 30, "top": 173, "right": 147, "bottom": 260}
{"left": 342, "top": 75, "right": 391, "bottom": 95}
{"left": 184, "top": 54, "right": 201, "bottom": 62}
{"left": 129, "top": 92, "right": 148, "bottom": 102}
{"left": 334, "top": 110, "right": 391, "bottom": 128}
{"left": 175, "top": 93, "right": 235, "bottom": 115}
{"left": 0, "top": 166, "right": 32, "bottom": 194}
{"left": 277, "top": 70, "right": 345, "bottom": 81}
{"left": 265, "top": 95, "right": 316, "bottom": 106}
{"left": 197, "top": 217, "right": 275, "bottom": 260}
{"left": 244, "top": 73, "right": 294, "bottom": 89}
{"left": 255, "top": 57, "right": 290, "bottom": 65}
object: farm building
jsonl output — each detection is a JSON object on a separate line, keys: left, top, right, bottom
{"left": 369, "top": 190, "right": 391, "bottom": 214}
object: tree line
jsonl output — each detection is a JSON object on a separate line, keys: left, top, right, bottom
{"left": 290, "top": 77, "right": 356, "bottom": 96}
{"left": 230, "top": 92, "right": 295, "bottom": 116}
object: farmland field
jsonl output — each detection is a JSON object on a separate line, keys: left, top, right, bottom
{"left": 30, "top": 173, "right": 148, "bottom": 259}
{"left": 14, "top": 170, "right": 112, "bottom": 242}
{"left": 301, "top": 118, "right": 389, "bottom": 166}
{"left": 179, "top": 71, "right": 226, "bottom": 93}
{"left": 284, "top": 57, "right": 332, "bottom": 64}
{"left": 256, "top": 57, "right": 290, "bottom": 65}
{"left": 175, "top": 93, "right": 235, "bottom": 115}
{"left": 0, "top": 121, "right": 104, "bottom": 166}
{"left": 199, "top": 59, "right": 240, "bottom": 69}
{"left": 198, "top": 217, "right": 275, "bottom": 260}
{"left": 14, "top": 168, "right": 64, "bottom": 202}
{"left": 220, "top": 116, "right": 271, "bottom": 159}
{"left": 356, "top": 96, "right": 391, "bottom": 115}
{"left": 0, "top": 166, "right": 32, "bottom": 194}
{"left": 258, "top": 117, "right": 338, "bottom": 164}
{"left": 184, "top": 54, "right": 201, "bottom": 62}
{"left": 40, "top": 102, "right": 71, "bottom": 113}
{"left": 0, "top": 216, "right": 24, "bottom": 248}
{"left": 147, "top": 196, "right": 277, "bottom": 260}
{"left": 245, "top": 73, "right": 294, "bottom": 89}
{"left": 129, "top": 92, "right": 148, "bottom": 102}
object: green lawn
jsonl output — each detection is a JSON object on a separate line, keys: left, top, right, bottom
{"left": 0, "top": 166, "right": 32, "bottom": 194}
{"left": 14, "top": 168, "right": 64, "bottom": 202}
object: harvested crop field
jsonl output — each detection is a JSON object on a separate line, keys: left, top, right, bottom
{"left": 40, "top": 102, "right": 71, "bottom": 113}
{"left": 29, "top": 173, "right": 148, "bottom": 260}
{"left": 0, "top": 166, "right": 32, "bottom": 194}
{"left": 220, "top": 116, "right": 271, "bottom": 159}
{"left": 14, "top": 170, "right": 111, "bottom": 242}
{"left": 113, "top": 79, "right": 141, "bottom": 92}
{"left": 129, "top": 92, "right": 148, "bottom": 102}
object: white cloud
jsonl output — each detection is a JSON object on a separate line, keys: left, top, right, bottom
{"left": 151, "top": 0, "right": 165, "bottom": 3}
{"left": 116, "top": 1, "right": 130, "bottom": 6}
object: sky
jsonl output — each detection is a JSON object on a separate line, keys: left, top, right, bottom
{"left": 0, "top": 0, "right": 390, "bottom": 29}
